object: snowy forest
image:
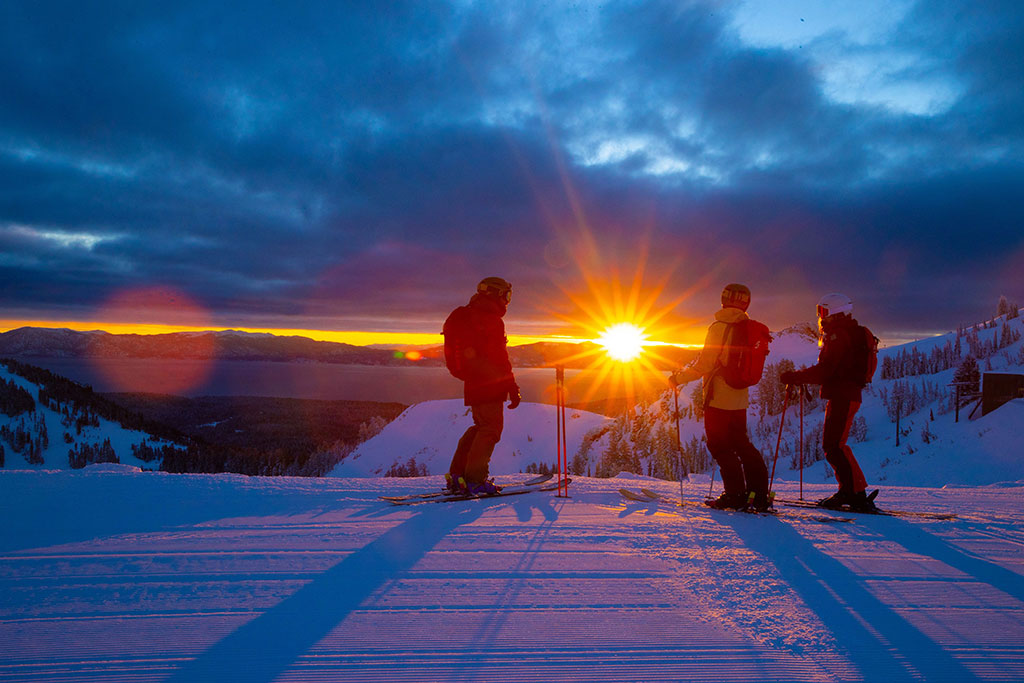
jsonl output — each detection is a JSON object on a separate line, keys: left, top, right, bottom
{"left": 0, "top": 359, "right": 402, "bottom": 476}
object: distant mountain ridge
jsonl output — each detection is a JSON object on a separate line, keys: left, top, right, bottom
{"left": 0, "top": 327, "right": 406, "bottom": 365}
{"left": 0, "top": 327, "right": 697, "bottom": 369}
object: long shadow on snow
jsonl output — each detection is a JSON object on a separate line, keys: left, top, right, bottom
{"left": 716, "top": 513, "right": 982, "bottom": 682}
{"left": 866, "top": 518, "right": 1024, "bottom": 605}
{"left": 164, "top": 504, "right": 484, "bottom": 683}
{"left": 457, "top": 496, "right": 565, "bottom": 679}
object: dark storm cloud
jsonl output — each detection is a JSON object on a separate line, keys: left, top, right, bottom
{"left": 0, "top": 0, "right": 1021, "bottom": 338}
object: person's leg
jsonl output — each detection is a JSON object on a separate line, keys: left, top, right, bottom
{"left": 705, "top": 407, "right": 745, "bottom": 496}
{"left": 839, "top": 402, "right": 867, "bottom": 493}
{"left": 731, "top": 410, "right": 769, "bottom": 498}
{"left": 448, "top": 424, "right": 477, "bottom": 480}
{"left": 463, "top": 401, "right": 504, "bottom": 484}
{"left": 819, "top": 397, "right": 860, "bottom": 505}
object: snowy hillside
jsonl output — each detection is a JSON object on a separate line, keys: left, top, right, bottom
{"left": 799, "top": 313, "right": 1024, "bottom": 487}
{"left": 573, "top": 313, "right": 1024, "bottom": 489}
{"left": 766, "top": 322, "right": 821, "bottom": 367}
{"left": 0, "top": 360, "right": 185, "bottom": 470}
{"left": 329, "top": 399, "right": 610, "bottom": 477}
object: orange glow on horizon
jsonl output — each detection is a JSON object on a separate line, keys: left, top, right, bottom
{"left": 0, "top": 319, "right": 616, "bottom": 349}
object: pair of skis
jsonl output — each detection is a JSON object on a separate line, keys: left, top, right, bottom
{"left": 382, "top": 473, "right": 568, "bottom": 506}
{"left": 618, "top": 487, "right": 853, "bottom": 523}
{"left": 619, "top": 486, "right": 955, "bottom": 521}
{"left": 775, "top": 494, "right": 957, "bottom": 520}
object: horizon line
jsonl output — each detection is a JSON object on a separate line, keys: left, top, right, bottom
{"left": 0, "top": 319, "right": 613, "bottom": 349}
{"left": 0, "top": 318, "right": 954, "bottom": 350}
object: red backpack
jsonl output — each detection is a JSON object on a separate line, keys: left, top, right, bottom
{"left": 719, "top": 319, "right": 772, "bottom": 389}
{"left": 442, "top": 306, "right": 473, "bottom": 380}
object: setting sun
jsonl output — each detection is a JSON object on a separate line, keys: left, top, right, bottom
{"left": 597, "top": 323, "right": 648, "bottom": 362}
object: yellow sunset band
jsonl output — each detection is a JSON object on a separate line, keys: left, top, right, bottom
{"left": 0, "top": 319, "right": 590, "bottom": 349}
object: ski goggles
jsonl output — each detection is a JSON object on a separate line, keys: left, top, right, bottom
{"left": 480, "top": 284, "right": 513, "bottom": 303}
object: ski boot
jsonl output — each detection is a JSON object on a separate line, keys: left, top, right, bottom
{"left": 445, "top": 473, "right": 468, "bottom": 494}
{"left": 849, "top": 490, "right": 880, "bottom": 513}
{"left": 817, "top": 489, "right": 853, "bottom": 510}
{"left": 466, "top": 478, "right": 502, "bottom": 496}
{"left": 706, "top": 491, "right": 749, "bottom": 510}
{"left": 746, "top": 490, "right": 773, "bottom": 512}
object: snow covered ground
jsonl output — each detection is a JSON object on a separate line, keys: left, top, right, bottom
{"left": 2, "top": 467, "right": 1023, "bottom": 682}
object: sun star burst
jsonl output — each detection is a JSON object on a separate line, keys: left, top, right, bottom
{"left": 597, "top": 322, "right": 648, "bottom": 362}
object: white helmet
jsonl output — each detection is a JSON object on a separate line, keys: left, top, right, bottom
{"left": 817, "top": 293, "right": 852, "bottom": 320}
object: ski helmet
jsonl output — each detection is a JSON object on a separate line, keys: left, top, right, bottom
{"left": 721, "top": 283, "right": 751, "bottom": 311}
{"left": 817, "top": 293, "right": 853, "bottom": 320}
{"left": 477, "top": 276, "right": 513, "bottom": 303}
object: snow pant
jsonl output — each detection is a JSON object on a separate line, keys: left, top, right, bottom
{"left": 448, "top": 401, "right": 504, "bottom": 484}
{"left": 704, "top": 407, "right": 768, "bottom": 497}
{"left": 823, "top": 398, "right": 867, "bottom": 494}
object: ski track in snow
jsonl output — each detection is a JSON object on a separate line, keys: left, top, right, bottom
{"left": 1, "top": 471, "right": 1023, "bottom": 682}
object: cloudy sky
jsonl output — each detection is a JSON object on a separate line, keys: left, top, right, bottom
{"left": 1, "top": 0, "right": 1022, "bottom": 345}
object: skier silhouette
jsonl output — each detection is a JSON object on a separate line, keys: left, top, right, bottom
{"left": 671, "top": 284, "right": 770, "bottom": 511}
{"left": 442, "top": 277, "right": 521, "bottom": 495}
{"left": 781, "top": 293, "right": 879, "bottom": 512}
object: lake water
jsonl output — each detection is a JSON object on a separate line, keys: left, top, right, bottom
{"left": 24, "top": 358, "right": 672, "bottom": 406}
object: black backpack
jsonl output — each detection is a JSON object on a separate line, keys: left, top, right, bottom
{"left": 442, "top": 306, "right": 473, "bottom": 380}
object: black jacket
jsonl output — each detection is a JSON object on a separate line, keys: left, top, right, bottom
{"left": 788, "top": 316, "right": 868, "bottom": 403}
{"left": 457, "top": 293, "right": 517, "bottom": 406}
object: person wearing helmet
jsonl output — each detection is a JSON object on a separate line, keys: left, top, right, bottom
{"left": 443, "top": 277, "right": 521, "bottom": 496}
{"left": 670, "top": 283, "right": 771, "bottom": 511}
{"left": 780, "top": 293, "right": 879, "bottom": 512}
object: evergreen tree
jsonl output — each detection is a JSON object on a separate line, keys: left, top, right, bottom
{"left": 953, "top": 355, "right": 981, "bottom": 394}
{"left": 0, "top": 378, "right": 35, "bottom": 417}
{"left": 999, "top": 321, "right": 1021, "bottom": 348}
{"left": 689, "top": 382, "right": 704, "bottom": 422}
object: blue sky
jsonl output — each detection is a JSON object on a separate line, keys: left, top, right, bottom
{"left": 1, "top": 0, "right": 1021, "bottom": 343}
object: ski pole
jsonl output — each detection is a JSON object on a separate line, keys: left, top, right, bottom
{"left": 708, "top": 464, "right": 716, "bottom": 498}
{"left": 798, "top": 387, "right": 803, "bottom": 499}
{"left": 555, "top": 365, "right": 568, "bottom": 497}
{"left": 560, "top": 379, "right": 568, "bottom": 495}
{"left": 769, "top": 385, "right": 793, "bottom": 494}
{"left": 674, "top": 387, "right": 685, "bottom": 503}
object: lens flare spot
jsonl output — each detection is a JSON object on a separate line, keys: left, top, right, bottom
{"left": 90, "top": 287, "right": 214, "bottom": 395}
{"left": 597, "top": 323, "right": 647, "bottom": 362}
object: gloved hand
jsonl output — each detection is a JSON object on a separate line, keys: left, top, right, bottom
{"left": 779, "top": 370, "right": 800, "bottom": 386}
{"left": 669, "top": 371, "right": 683, "bottom": 388}
{"left": 508, "top": 386, "right": 521, "bottom": 409}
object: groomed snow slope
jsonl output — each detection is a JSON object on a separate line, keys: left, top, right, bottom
{"left": 2, "top": 468, "right": 1022, "bottom": 682}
